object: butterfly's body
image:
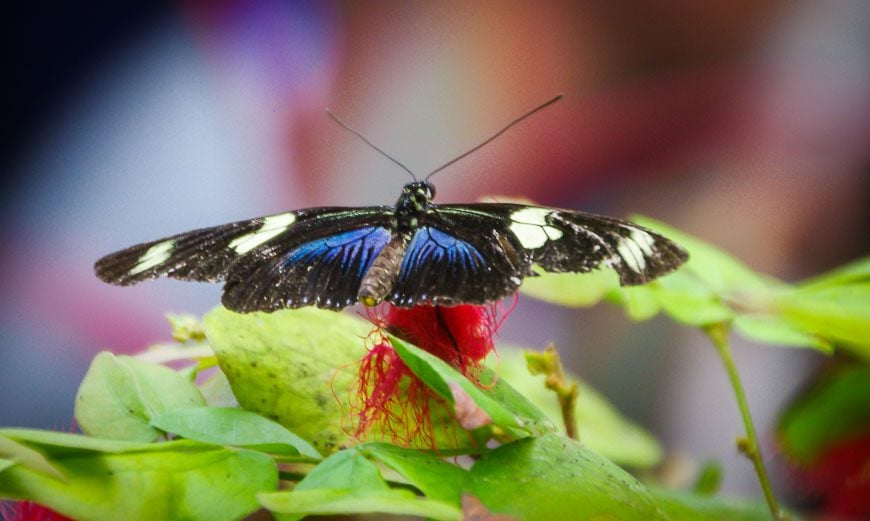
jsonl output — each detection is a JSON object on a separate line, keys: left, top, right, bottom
{"left": 95, "top": 179, "right": 688, "bottom": 313}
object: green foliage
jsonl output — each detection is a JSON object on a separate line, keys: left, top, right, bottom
{"left": 495, "top": 347, "right": 663, "bottom": 468}
{"left": 0, "top": 435, "right": 64, "bottom": 481}
{"left": 778, "top": 364, "right": 870, "bottom": 463}
{"left": 260, "top": 447, "right": 462, "bottom": 521}
{"left": 390, "top": 336, "right": 553, "bottom": 437}
{"left": 1, "top": 300, "right": 782, "bottom": 521}
{"left": 150, "top": 407, "right": 321, "bottom": 459}
{"left": 523, "top": 217, "right": 870, "bottom": 358}
{"left": 651, "top": 488, "right": 772, "bottom": 521}
{"left": 467, "top": 434, "right": 666, "bottom": 520}
{"left": 203, "top": 306, "right": 367, "bottom": 454}
{"left": 0, "top": 430, "right": 276, "bottom": 521}
{"left": 74, "top": 352, "right": 205, "bottom": 441}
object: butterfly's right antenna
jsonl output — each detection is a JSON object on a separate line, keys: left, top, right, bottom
{"left": 424, "top": 93, "right": 563, "bottom": 182}
{"left": 325, "top": 108, "right": 418, "bottom": 182}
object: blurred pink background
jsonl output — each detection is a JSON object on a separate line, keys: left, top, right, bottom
{"left": 3, "top": 0, "right": 868, "bottom": 502}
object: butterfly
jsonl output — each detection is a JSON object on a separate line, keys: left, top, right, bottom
{"left": 94, "top": 95, "right": 688, "bottom": 312}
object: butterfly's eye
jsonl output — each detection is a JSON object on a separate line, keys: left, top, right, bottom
{"left": 424, "top": 182, "right": 436, "bottom": 199}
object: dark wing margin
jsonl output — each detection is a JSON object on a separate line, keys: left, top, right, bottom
{"left": 388, "top": 207, "right": 532, "bottom": 307}
{"left": 94, "top": 207, "right": 395, "bottom": 312}
{"left": 537, "top": 209, "right": 688, "bottom": 285}
{"left": 94, "top": 215, "right": 284, "bottom": 285}
{"left": 434, "top": 204, "right": 688, "bottom": 288}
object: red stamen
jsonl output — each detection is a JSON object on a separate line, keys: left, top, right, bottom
{"left": 353, "top": 299, "right": 514, "bottom": 446}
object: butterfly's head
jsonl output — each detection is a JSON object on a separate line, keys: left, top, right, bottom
{"left": 401, "top": 181, "right": 436, "bottom": 209}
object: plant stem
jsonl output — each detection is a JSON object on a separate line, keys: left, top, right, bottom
{"left": 704, "top": 323, "right": 789, "bottom": 521}
{"left": 526, "top": 344, "right": 579, "bottom": 440}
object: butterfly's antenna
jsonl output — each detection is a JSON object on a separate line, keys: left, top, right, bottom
{"left": 325, "top": 108, "right": 418, "bottom": 182}
{"left": 424, "top": 93, "right": 564, "bottom": 182}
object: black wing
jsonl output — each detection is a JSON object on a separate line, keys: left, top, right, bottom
{"left": 387, "top": 203, "right": 687, "bottom": 306}
{"left": 94, "top": 207, "right": 395, "bottom": 312}
{"left": 387, "top": 206, "right": 533, "bottom": 307}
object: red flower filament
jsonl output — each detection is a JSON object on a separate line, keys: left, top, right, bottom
{"left": 352, "top": 300, "right": 512, "bottom": 446}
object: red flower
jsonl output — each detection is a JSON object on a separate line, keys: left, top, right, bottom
{"left": 352, "top": 301, "right": 512, "bottom": 446}
{"left": 0, "top": 501, "right": 73, "bottom": 521}
{"left": 795, "top": 434, "right": 870, "bottom": 520}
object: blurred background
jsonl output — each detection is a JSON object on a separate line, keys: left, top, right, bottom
{"left": 2, "top": 0, "right": 868, "bottom": 507}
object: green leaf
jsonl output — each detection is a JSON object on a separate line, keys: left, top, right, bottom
{"left": 609, "top": 285, "right": 662, "bottom": 320}
{"left": 797, "top": 256, "right": 870, "bottom": 290}
{"left": 733, "top": 315, "right": 831, "bottom": 351}
{"left": 74, "top": 352, "right": 206, "bottom": 442}
{"left": 0, "top": 436, "right": 63, "bottom": 481}
{"left": 777, "top": 281, "right": 870, "bottom": 357}
{"left": 391, "top": 337, "right": 552, "bottom": 437}
{"left": 0, "top": 429, "right": 181, "bottom": 456}
{"left": 203, "top": 306, "right": 369, "bottom": 454}
{"left": 0, "top": 447, "right": 277, "bottom": 521}
{"left": 466, "top": 433, "right": 666, "bottom": 520}
{"left": 261, "top": 448, "right": 462, "bottom": 520}
{"left": 150, "top": 406, "right": 321, "bottom": 459}
{"left": 198, "top": 369, "right": 239, "bottom": 408}
{"left": 260, "top": 488, "right": 461, "bottom": 521}
{"left": 520, "top": 268, "right": 619, "bottom": 307}
{"left": 292, "top": 448, "right": 387, "bottom": 491}
{"left": 650, "top": 488, "right": 773, "bottom": 521}
{"left": 630, "top": 216, "right": 770, "bottom": 294}
{"left": 493, "top": 347, "right": 662, "bottom": 468}
{"left": 644, "top": 275, "right": 735, "bottom": 326}
{"left": 778, "top": 365, "right": 870, "bottom": 463}
{"left": 0, "top": 458, "right": 13, "bottom": 474}
{"left": 691, "top": 461, "right": 723, "bottom": 496}
{"left": 360, "top": 442, "right": 467, "bottom": 503}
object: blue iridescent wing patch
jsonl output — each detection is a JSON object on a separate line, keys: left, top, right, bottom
{"left": 399, "top": 227, "right": 485, "bottom": 278}
{"left": 389, "top": 220, "right": 529, "bottom": 307}
{"left": 286, "top": 227, "right": 391, "bottom": 278}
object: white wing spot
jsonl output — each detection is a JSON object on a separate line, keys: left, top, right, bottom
{"left": 511, "top": 207, "right": 550, "bottom": 225}
{"left": 130, "top": 240, "right": 175, "bottom": 275}
{"left": 630, "top": 229, "right": 655, "bottom": 256}
{"left": 510, "top": 208, "right": 563, "bottom": 249}
{"left": 229, "top": 213, "right": 296, "bottom": 254}
{"left": 616, "top": 236, "right": 646, "bottom": 273}
{"left": 544, "top": 226, "right": 563, "bottom": 240}
{"left": 510, "top": 223, "right": 549, "bottom": 249}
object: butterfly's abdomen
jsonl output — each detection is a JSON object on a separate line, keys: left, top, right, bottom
{"left": 358, "top": 235, "right": 409, "bottom": 306}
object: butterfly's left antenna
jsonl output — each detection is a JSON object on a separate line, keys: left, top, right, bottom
{"left": 325, "top": 108, "right": 418, "bottom": 182}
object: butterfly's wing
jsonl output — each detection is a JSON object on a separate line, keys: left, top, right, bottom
{"left": 387, "top": 206, "right": 533, "bottom": 307}
{"left": 388, "top": 203, "right": 688, "bottom": 306}
{"left": 95, "top": 207, "right": 395, "bottom": 312}
{"left": 466, "top": 204, "right": 688, "bottom": 285}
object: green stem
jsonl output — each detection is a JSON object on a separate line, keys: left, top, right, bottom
{"left": 704, "top": 323, "right": 789, "bottom": 521}
{"left": 526, "top": 345, "right": 579, "bottom": 440}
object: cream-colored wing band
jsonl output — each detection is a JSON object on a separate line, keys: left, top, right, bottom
{"left": 228, "top": 213, "right": 297, "bottom": 254}
{"left": 508, "top": 207, "right": 564, "bottom": 249}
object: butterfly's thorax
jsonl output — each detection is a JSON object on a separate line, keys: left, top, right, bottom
{"left": 358, "top": 181, "right": 436, "bottom": 306}
{"left": 393, "top": 181, "right": 435, "bottom": 233}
